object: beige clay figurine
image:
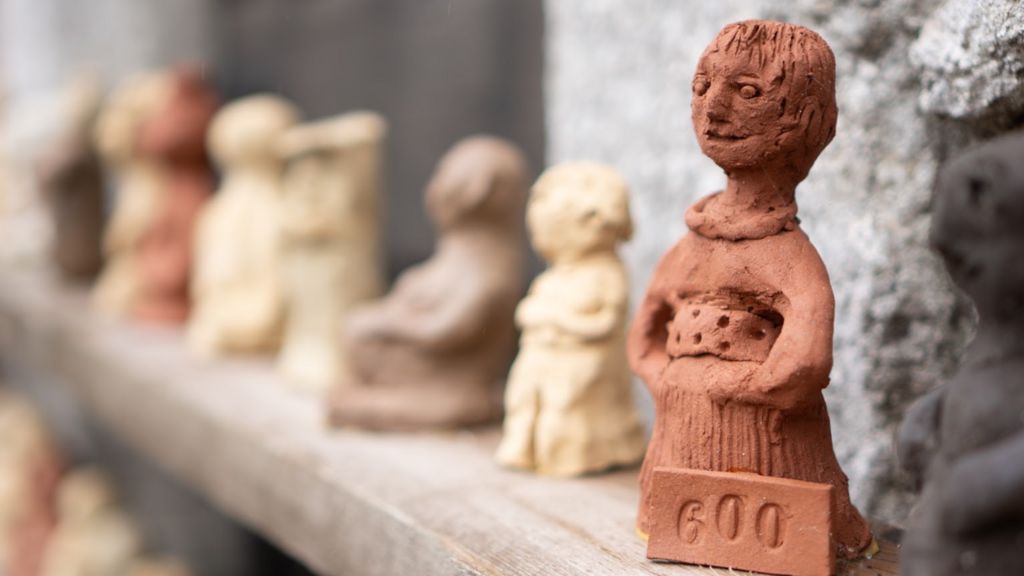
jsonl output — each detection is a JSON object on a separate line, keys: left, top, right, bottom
{"left": 276, "top": 111, "right": 387, "bottom": 392}
{"left": 188, "top": 95, "right": 301, "bottom": 355}
{"left": 0, "top": 394, "right": 62, "bottom": 576}
{"left": 496, "top": 163, "right": 646, "bottom": 477}
{"left": 40, "top": 468, "right": 142, "bottom": 576}
{"left": 631, "top": 21, "right": 872, "bottom": 574}
{"left": 92, "top": 72, "right": 172, "bottom": 316}
{"left": 329, "top": 135, "right": 528, "bottom": 430}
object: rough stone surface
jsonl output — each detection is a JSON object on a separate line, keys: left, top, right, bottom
{"left": 544, "top": 0, "right": 1007, "bottom": 524}
{"left": 911, "top": 0, "right": 1024, "bottom": 120}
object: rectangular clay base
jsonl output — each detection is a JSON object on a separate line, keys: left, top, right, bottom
{"left": 646, "top": 467, "right": 835, "bottom": 576}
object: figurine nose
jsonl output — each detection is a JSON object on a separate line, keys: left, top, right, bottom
{"left": 704, "top": 83, "right": 730, "bottom": 122}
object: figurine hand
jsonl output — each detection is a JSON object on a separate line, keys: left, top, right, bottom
{"left": 896, "top": 389, "right": 943, "bottom": 489}
{"left": 515, "top": 297, "right": 550, "bottom": 328}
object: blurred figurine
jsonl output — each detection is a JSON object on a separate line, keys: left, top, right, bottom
{"left": 496, "top": 163, "right": 645, "bottom": 476}
{"left": 627, "top": 21, "right": 871, "bottom": 558}
{"left": 38, "top": 75, "right": 106, "bottom": 280}
{"left": 0, "top": 393, "right": 63, "bottom": 576}
{"left": 126, "top": 558, "right": 193, "bottom": 576}
{"left": 188, "top": 95, "right": 300, "bottom": 355}
{"left": 134, "top": 66, "right": 217, "bottom": 324}
{"left": 897, "top": 131, "right": 1024, "bottom": 576}
{"left": 92, "top": 72, "right": 173, "bottom": 316}
{"left": 40, "top": 468, "right": 142, "bottom": 576}
{"left": 277, "top": 111, "right": 387, "bottom": 392}
{"left": 329, "top": 136, "right": 527, "bottom": 430}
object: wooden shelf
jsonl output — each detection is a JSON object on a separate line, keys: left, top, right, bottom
{"left": 0, "top": 270, "right": 900, "bottom": 576}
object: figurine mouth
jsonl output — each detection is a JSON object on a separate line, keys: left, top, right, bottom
{"left": 704, "top": 130, "right": 749, "bottom": 141}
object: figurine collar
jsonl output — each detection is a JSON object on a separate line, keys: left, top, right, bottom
{"left": 684, "top": 191, "right": 799, "bottom": 240}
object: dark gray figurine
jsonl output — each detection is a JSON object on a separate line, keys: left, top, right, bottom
{"left": 898, "top": 131, "right": 1024, "bottom": 576}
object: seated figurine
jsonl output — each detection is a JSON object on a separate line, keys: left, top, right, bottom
{"left": 496, "top": 162, "right": 646, "bottom": 476}
{"left": 897, "top": 131, "right": 1024, "bottom": 576}
{"left": 133, "top": 67, "right": 218, "bottom": 324}
{"left": 92, "top": 72, "right": 172, "bottom": 317}
{"left": 276, "top": 111, "right": 387, "bottom": 392}
{"left": 188, "top": 95, "right": 300, "bottom": 355}
{"left": 329, "top": 135, "right": 528, "bottom": 430}
{"left": 627, "top": 20, "right": 872, "bottom": 558}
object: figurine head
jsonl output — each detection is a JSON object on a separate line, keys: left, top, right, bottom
{"left": 94, "top": 72, "right": 172, "bottom": 167}
{"left": 425, "top": 135, "right": 528, "bottom": 231}
{"left": 931, "top": 131, "right": 1024, "bottom": 323}
{"left": 208, "top": 94, "right": 299, "bottom": 170}
{"left": 692, "top": 20, "right": 837, "bottom": 183}
{"left": 137, "top": 65, "right": 218, "bottom": 163}
{"left": 528, "top": 162, "right": 632, "bottom": 263}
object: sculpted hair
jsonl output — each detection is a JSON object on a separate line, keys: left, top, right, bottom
{"left": 709, "top": 20, "right": 838, "bottom": 169}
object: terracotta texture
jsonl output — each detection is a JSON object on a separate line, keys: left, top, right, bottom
{"left": 496, "top": 162, "right": 645, "bottom": 476}
{"left": 92, "top": 72, "right": 173, "bottom": 317}
{"left": 40, "top": 468, "right": 142, "bottom": 576}
{"left": 277, "top": 111, "right": 387, "bottom": 393}
{"left": 627, "top": 21, "right": 871, "bottom": 558}
{"left": 187, "top": 95, "right": 300, "bottom": 355}
{"left": 38, "top": 77, "right": 106, "bottom": 280}
{"left": 329, "top": 135, "right": 528, "bottom": 430}
{"left": 133, "top": 67, "right": 217, "bottom": 324}
{"left": 0, "top": 394, "right": 62, "bottom": 576}
{"left": 897, "top": 131, "right": 1024, "bottom": 576}
{"left": 647, "top": 468, "right": 834, "bottom": 576}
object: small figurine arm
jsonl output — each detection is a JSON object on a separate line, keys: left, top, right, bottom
{"left": 896, "top": 387, "right": 945, "bottom": 489}
{"left": 940, "top": 431, "right": 1024, "bottom": 535}
{"left": 400, "top": 279, "right": 500, "bottom": 352}
{"left": 627, "top": 250, "right": 677, "bottom": 386}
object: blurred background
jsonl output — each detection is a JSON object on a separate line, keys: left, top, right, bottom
{"left": 1, "top": 0, "right": 1023, "bottom": 574}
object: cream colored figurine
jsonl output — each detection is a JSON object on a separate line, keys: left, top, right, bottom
{"left": 40, "top": 468, "right": 142, "bottom": 576}
{"left": 187, "top": 95, "right": 301, "bottom": 356}
{"left": 276, "top": 111, "right": 387, "bottom": 392}
{"left": 496, "top": 163, "right": 646, "bottom": 477}
{"left": 92, "top": 72, "right": 172, "bottom": 316}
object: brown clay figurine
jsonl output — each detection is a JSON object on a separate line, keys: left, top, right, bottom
{"left": 897, "top": 131, "right": 1024, "bottom": 576}
{"left": 133, "top": 66, "right": 217, "bottom": 324}
{"left": 187, "top": 95, "right": 300, "bottom": 355}
{"left": 92, "top": 72, "right": 173, "bottom": 317}
{"left": 37, "top": 76, "right": 106, "bottom": 280}
{"left": 496, "top": 162, "right": 646, "bottom": 476}
{"left": 276, "top": 111, "right": 387, "bottom": 393}
{"left": 627, "top": 20, "right": 872, "bottom": 566}
{"left": 329, "top": 135, "right": 528, "bottom": 430}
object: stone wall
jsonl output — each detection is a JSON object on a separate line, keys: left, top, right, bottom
{"left": 545, "top": 0, "right": 1024, "bottom": 524}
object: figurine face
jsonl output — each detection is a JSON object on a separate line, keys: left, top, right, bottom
{"left": 692, "top": 52, "right": 793, "bottom": 171}
{"left": 931, "top": 135, "right": 1024, "bottom": 318}
{"left": 691, "top": 22, "right": 837, "bottom": 178}
{"left": 208, "top": 95, "right": 299, "bottom": 169}
{"left": 425, "top": 143, "right": 494, "bottom": 228}
{"left": 527, "top": 164, "right": 631, "bottom": 262}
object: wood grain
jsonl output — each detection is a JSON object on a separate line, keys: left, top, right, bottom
{"left": 0, "top": 271, "right": 899, "bottom": 576}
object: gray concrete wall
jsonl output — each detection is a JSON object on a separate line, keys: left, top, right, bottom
{"left": 545, "top": 0, "right": 1024, "bottom": 524}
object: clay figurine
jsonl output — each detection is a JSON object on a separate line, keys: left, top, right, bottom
{"left": 496, "top": 162, "right": 646, "bottom": 476}
{"left": 133, "top": 66, "right": 218, "bottom": 324}
{"left": 92, "top": 72, "right": 173, "bottom": 316}
{"left": 897, "top": 131, "right": 1024, "bottom": 576}
{"left": 187, "top": 95, "right": 300, "bottom": 355}
{"left": 329, "top": 135, "right": 528, "bottom": 430}
{"left": 0, "top": 393, "right": 63, "bottom": 576}
{"left": 627, "top": 20, "right": 872, "bottom": 559}
{"left": 38, "top": 75, "right": 106, "bottom": 280}
{"left": 276, "top": 111, "right": 388, "bottom": 392}
{"left": 40, "top": 468, "right": 142, "bottom": 576}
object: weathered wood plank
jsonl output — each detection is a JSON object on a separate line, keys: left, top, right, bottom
{"left": 0, "top": 271, "right": 899, "bottom": 576}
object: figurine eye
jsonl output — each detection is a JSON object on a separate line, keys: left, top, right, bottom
{"left": 693, "top": 79, "right": 709, "bottom": 96}
{"left": 739, "top": 84, "right": 760, "bottom": 99}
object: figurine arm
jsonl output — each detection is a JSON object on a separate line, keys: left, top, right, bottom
{"left": 940, "top": 432, "right": 1024, "bottom": 535}
{"left": 896, "top": 387, "right": 945, "bottom": 489}
{"left": 744, "top": 238, "right": 835, "bottom": 410}
{"left": 627, "top": 249, "right": 678, "bottom": 386}
{"left": 551, "top": 264, "right": 627, "bottom": 341}
{"left": 398, "top": 279, "right": 498, "bottom": 352}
